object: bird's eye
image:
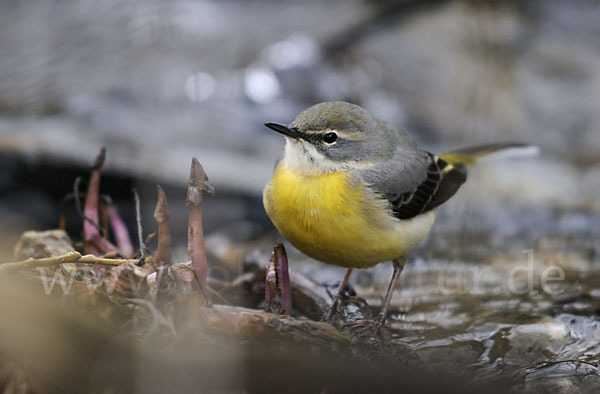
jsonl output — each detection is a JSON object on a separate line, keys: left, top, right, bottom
{"left": 323, "top": 132, "right": 338, "bottom": 144}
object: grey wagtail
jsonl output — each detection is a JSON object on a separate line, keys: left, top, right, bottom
{"left": 263, "top": 101, "right": 534, "bottom": 334}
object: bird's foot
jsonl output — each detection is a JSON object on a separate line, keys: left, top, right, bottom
{"left": 342, "top": 312, "right": 389, "bottom": 343}
{"left": 321, "top": 296, "right": 341, "bottom": 323}
{"left": 320, "top": 279, "right": 359, "bottom": 323}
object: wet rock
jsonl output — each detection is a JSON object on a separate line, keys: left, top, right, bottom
{"left": 13, "top": 229, "right": 75, "bottom": 261}
{"left": 415, "top": 340, "right": 486, "bottom": 373}
{"left": 523, "top": 363, "right": 595, "bottom": 394}
{"left": 501, "top": 319, "right": 571, "bottom": 365}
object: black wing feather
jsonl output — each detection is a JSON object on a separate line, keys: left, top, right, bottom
{"left": 392, "top": 153, "right": 467, "bottom": 220}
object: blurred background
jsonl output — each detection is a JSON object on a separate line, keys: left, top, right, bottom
{"left": 1, "top": 0, "right": 599, "bottom": 256}
{"left": 1, "top": 0, "right": 600, "bottom": 391}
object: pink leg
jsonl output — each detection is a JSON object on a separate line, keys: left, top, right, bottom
{"left": 322, "top": 268, "right": 353, "bottom": 322}
{"left": 374, "top": 257, "right": 406, "bottom": 334}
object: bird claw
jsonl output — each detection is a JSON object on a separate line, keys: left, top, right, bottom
{"left": 322, "top": 294, "right": 371, "bottom": 324}
{"left": 342, "top": 314, "right": 389, "bottom": 343}
{"left": 321, "top": 279, "right": 361, "bottom": 323}
{"left": 321, "top": 297, "right": 342, "bottom": 323}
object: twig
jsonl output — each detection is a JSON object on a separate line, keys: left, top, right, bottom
{"left": 78, "top": 254, "right": 141, "bottom": 266}
{"left": 83, "top": 147, "right": 107, "bottom": 255}
{"left": 265, "top": 243, "right": 292, "bottom": 315}
{"left": 186, "top": 157, "right": 213, "bottom": 289}
{"left": 102, "top": 196, "right": 135, "bottom": 258}
{"left": 275, "top": 243, "right": 292, "bottom": 314}
{"left": 73, "top": 177, "right": 104, "bottom": 237}
{"left": 0, "top": 251, "right": 82, "bottom": 274}
{"left": 153, "top": 186, "right": 172, "bottom": 266}
{"left": 133, "top": 188, "right": 147, "bottom": 260}
{"left": 228, "top": 257, "right": 351, "bottom": 321}
{"left": 0, "top": 252, "right": 140, "bottom": 274}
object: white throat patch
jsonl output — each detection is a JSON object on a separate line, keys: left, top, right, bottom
{"left": 281, "top": 138, "right": 343, "bottom": 175}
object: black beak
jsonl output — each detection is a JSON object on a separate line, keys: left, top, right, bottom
{"left": 264, "top": 122, "right": 300, "bottom": 139}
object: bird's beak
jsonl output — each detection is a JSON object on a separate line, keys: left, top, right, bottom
{"left": 264, "top": 123, "right": 301, "bottom": 140}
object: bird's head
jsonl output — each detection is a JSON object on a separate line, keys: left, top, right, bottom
{"left": 265, "top": 101, "right": 387, "bottom": 174}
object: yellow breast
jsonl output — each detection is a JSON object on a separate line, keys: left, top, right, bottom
{"left": 263, "top": 162, "right": 436, "bottom": 268}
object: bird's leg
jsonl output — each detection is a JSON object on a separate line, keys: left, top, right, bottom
{"left": 322, "top": 268, "right": 353, "bottom": 322}
{"left": 374, "top": 257, "right": 406, "bottom": 334}
{"left": 342, "top": 257, "right": 406, "bottom": 341}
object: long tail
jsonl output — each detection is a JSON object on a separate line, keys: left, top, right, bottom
{"left": 439, "top": 143, "right": 539, "bottom": 166}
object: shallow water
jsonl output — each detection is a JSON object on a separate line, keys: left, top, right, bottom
{"left": 278, "top": 203, "right": 600, "bottom": 392}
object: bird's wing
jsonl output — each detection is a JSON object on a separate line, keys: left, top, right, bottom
{"left": 359, "top": 150, "right": 467, "bottom": 220}
{"left": 359, "top": 141, "right": 534, "bottom": 220}
{"left": 391, "top": 153, "right": 467, "bottom": 219}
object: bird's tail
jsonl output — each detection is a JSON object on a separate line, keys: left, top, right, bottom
{"left": 439, "top": 143, "right": 539, "bottom": 166}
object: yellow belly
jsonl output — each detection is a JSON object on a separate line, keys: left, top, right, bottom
{"left": 263, "top": 162, "right": 436, "bottom": 268}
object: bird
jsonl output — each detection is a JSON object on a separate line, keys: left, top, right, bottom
{"left": 262, "top": 101, "right": 534, "bottom": 335}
